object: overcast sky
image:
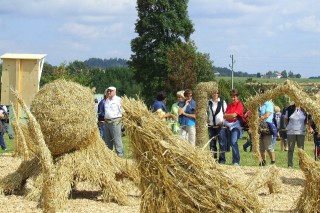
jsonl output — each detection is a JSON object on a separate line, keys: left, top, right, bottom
{"left": 0, "top": 0, "right": 319, "bottom": 78}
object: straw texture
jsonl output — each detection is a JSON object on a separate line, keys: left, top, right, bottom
{"left": 296, "top": 149, "right": 320, "bottom": 212}
{"left": 194, "top": 81, "right": 218, "bottom": 147}
{"left": 122, "top": 96, "right": 262, "bottom": 212}
{"left": 0, "top": 79, "right": 138, "bottom": 212}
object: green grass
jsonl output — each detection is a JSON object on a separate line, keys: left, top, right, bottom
{"left": 122, "top": 132, "right": 316, "bottom": 170}
{"left": 238, "top": 133, "right": 315, "bottom": 169}
{"left": 2, "top": 132, "right": 315, "bottom": 170}
{"left": 215, "top": 76, "right": 320, "bottom": 84}
{"left": 0, "top": 134, "right": 14, "bottom": 154}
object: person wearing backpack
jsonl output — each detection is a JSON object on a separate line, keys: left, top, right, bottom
{"left": 285, "top": 103, "right": 308, "bottom": 168}
{"left": 207, "top": 90, "right": 227, "bottom": 162}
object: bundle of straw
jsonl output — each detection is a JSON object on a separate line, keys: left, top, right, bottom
{"left": 30, "top": 79, "right": 97, "bottom": 156}
{"left": 194, "top": 81, "right": 218, "bottom": 147}
{"left": 122, "top": 96, "right": 261, "bottom": 212}
{"left": 296, "top": 149, "right": 320, "bottom": 212}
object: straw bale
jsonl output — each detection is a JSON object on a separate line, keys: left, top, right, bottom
{"left": 30, "top": 79, "right": 97, "bottom": 156}
{"left": 194, "top": 81, "right": 218, "bottom": 147}
{"left": 122, "top": 96, "right": 262, "bottom": 212}
{"left": 296, "top": 149, "right": 320, "bottom": 212}
{"left": 245, "top": 80, "right": 320, "bottom": 162}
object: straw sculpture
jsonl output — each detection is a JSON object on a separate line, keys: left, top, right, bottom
{"left": 11, "top": 121, "right": 32, "bottom": 160}
{"left": 0, "top": 79, "right": 138, "bottom": 212}
{"left": 194, "top": 81, "right": 218, "bottom": 147}
{"left": 121, "top": 96, "right": 262, "bottom": 212}
{"left": 245, "top": 165, "right": 281, "bottom": 194}
{"left": 296, "top": 149, "right": 320, "bottom": 212}
{"left": 245, "top": 80, "right": 320, "bottom": 161}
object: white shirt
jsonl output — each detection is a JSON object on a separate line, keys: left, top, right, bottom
{"left": 208, "top": 98, "right": 227, "bottom": 126}
{"left": 285, "top": 108, "right": 306, "bottom": 135}
{"left": 104, "top": 96, "right": 123, "bottom": 119}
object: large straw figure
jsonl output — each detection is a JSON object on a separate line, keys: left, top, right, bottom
{"left": 122, "top": 96, "right": 262, "bottom": 212}
{"left": 0, "top": 79, "right": 138, "bottom": 212}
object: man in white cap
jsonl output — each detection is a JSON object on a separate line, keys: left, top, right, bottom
{"left": 104, "top": 86, "right": 124, "bottom": 157}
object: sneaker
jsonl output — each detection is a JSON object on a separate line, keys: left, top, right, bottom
{"left": 271, "top": 161, "right": 276, "bottom": 165}
{"left": 233, "top": 163, "right": 240, "bottom": 166}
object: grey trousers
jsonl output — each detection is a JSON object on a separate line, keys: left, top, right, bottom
{"left": 287, "top": 134, "right": 305, "bottom": 167}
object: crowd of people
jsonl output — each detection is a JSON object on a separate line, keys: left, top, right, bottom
{"left": 148, "top": 88, "right": 320, "bottom": 168}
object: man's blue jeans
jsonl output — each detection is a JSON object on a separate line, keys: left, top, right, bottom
{"left": 105, "top": 119, "right": 124, "bottom": 157}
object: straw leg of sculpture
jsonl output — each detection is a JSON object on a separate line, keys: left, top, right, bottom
{"left": 0, "top": 157, "right": 40, "bottom": 194}
{"left": 296, "top": 149, "right": 320, "bottom": 212}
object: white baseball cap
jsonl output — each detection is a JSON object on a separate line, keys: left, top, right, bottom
{"left": 107, "top": 86, "right": 116, "bottom": 91}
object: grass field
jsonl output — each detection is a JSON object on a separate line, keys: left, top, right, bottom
{"left": 122, "top": 132, "right": 316, "bottom": 169}
{"left": 1, "top": 132, "right": 316, "bottom": 170}
{"left": 215, "top": 76, "right": 320, "bottom": 84}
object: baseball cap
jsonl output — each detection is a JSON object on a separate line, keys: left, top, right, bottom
{"left": 107, "top": 86, "right": 116, "bottom": 91}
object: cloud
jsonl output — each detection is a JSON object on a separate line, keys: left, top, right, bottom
{"left": 0, "top": 0, "right": 136, "bottom": 16}
{"left": 296, "top": 16, "right": 320, "bottom": 33}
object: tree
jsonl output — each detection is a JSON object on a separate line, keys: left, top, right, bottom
{"left": 281, "top": 70, "right": 287, "bottom": 78}
{"left": 257, "top": 72, "right": 261, "bottom": 78}
{"left": 129, "top": 0, "right": 194, "bottom": 104}
{"left": 165, "top": 42, "right": 214, "bottom": 92}
{"left": 288, "top": 71, "right": 294, "bottom": 78}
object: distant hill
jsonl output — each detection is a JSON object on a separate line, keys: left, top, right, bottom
{"left": 84, "top": 58, "right": 128, "bottom": 69}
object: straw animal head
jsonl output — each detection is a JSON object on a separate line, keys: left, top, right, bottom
{"left": 30, "top": 79, "right": 97, "bottom": 156}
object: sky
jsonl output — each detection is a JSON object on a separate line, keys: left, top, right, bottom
{"left": 0, "top": 0, "right": 319, "bottom": 78}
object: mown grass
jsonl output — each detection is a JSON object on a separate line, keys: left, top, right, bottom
{"left": 1, "top": 132, "right": 316, "bottom": 170}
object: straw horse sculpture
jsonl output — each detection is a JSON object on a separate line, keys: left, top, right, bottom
{"left": 0, "top": 80, "right": 138, "bottom": 212}
{"left": 245, "top": 80, "right": 320, "bottom": 212}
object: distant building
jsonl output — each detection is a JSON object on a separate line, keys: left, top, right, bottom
{"left": 269, "top": 72, "right": 282, "bottom": 79}
{"left": 214, "top": 72, "right": 220, "bottom": 76}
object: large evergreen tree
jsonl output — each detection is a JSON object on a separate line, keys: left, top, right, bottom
{"left": 129, "top": 0, "right": 194, "bottom": 104}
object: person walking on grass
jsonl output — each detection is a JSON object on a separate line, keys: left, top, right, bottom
{"left": 221, "top": 89, "right": 244, "bottom": 165}
{"left": 104, "top": 86, "right": 124, "bottom": 157}
{"left": 207, "top": 90, "right": 227, "bottom": 162}
{"left": 285, "top": 103, "right": 308, "bottom": 168}
{"left": 178, "top": 89, "right": 196, "bottom": 146}
{"left": 0, "top": 106, "right": 8, "bottom": 151}
{"left": 258, "top": 97, "right": 276, "bottom": 166}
